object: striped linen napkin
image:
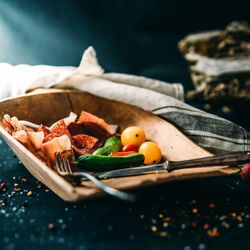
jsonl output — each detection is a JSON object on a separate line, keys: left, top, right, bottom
{"left": 0, "top": 47, "right": 249, "bottom": 154}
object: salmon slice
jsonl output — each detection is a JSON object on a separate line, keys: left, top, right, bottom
{"left": 27, "top": 131, "right": 44, "bottom": 150}
{"left": 41, "top": 135, "right": 71, "bottom": 162}
{"left": 12, "top": 130, "right": 35, "bottom": 153}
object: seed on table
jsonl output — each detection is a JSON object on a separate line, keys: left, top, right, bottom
{"left": 219, "top": 215, "right": 228, "bottom": 220}
{"left": 22, "top": 178, "right": 29, "bottom": 184}
{"left": 221, "top": 221, "right": 230, "bottom": 229}
{"left": 198, "top": 243, "right": 206, "bottom": 250}
{"left": 238, "top": 223, "right": 244, "bottom": 228}
{"left": 192, "top": 208, "right": 198, "bottom": 214}
{"left": 207, "top": 227, "right": 219, "bottom": 237}
{"left": 163, "top": 217, "right": 171, "bottom": 222}
{"left": 163, "top": 222, "right": 168, "bottom": 228}
{"left": 191, "top": 222, "right": 197, "bottom": 228}
{"left": 48, "top": 223, "right": 55, "bottom": 230}
{"left": 27, "top": 191, "right": 32, "bottom": 196}
{"left": 237, "top": 215, "right": 243, "bottom": 221}
{"left": 159, "top": 231, "right": 168, "bottom": 237}
{"left": 139, "top": 214, "right": 144, "bottom": 219}
{"left": 208, "top": 203, "right": 215, "bottom": 209}
{"left": 61, "top": 224, "right": 69, "bottom": 233}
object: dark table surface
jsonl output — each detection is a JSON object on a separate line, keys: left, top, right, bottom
{"left": 0, "top": 1, "right": 250, "bottom": 249}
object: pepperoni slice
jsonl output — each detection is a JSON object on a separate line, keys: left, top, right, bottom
{"left": 68, "top": 122, "right": 110, "bottom": 142}
{"left": 77, "top": 111, "right": 111, "bottom": 134}
{"left": 43, "top": 133, "right": 58, "bottom": 143}
{"left": 37, "top": 125, "right": 51, "bottom": 137}
{"left": 51, "top": 119, "right": 71, "bottom": 139}
{"left": 71, "top": 144, "right": 94, "bottom": 156}
{"left": 72, "top": 134, "right": 98, "bottom": 149}
{"left": 67, "top": 122, "right": 86, "bottom": 136}
{"left": 81, "top": 122, "right": 111, "bottom": 141}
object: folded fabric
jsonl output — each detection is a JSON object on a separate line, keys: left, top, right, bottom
{"left": 0, "top": 47, "right": 249, "bottom": 154}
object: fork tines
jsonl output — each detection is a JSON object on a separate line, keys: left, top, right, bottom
{"left": 55, "top": 152, "right": 72, "bottom": 175}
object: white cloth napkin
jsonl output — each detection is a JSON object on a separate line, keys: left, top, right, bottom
{"left": 0, "top": 47, "right": 184, "bottom": 106}
{"left": 0, "top": 47, "right": 249, "bottom": 153}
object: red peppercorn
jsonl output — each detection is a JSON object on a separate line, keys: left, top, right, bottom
{"left": 191, "top": 222, "right": 197, "bottom": 228}
{"left": 1, "top": 183, "right": 6, "bottom": 189}
{"left": 48, "top": 223, "right": 55, "bottom": 230}
{"left": 209, "top": 203, "right": 215, "bottom": 209}
{"left": 192, "top": 208, "right": 198, "bottom": 214}
{"left": 22, "top": 178, "right": 29, "bottom": 184}
{"left": 203, "top": 224, "right": 210, "bottom": 230}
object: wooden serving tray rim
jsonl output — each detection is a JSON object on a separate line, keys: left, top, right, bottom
{"left": 0, "top": 89, "right": 240, "bottom": 201}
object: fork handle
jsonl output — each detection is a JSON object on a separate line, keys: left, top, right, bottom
{"left": 72, "top": 172, "right": 136, "bottom": 202}
{"left": 166, "top": 151, "right": 250, "bottom": 172}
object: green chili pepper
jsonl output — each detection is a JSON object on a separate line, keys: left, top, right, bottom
{"left": 74, "top": 153, "right": 144, "bottom": 171}
{"left": 93, "top": 136, "right": 122, "bottom": 156}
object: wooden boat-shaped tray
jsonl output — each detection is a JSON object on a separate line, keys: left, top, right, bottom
{"left": 0, "top": 89, "right": 239, "bottom": 201}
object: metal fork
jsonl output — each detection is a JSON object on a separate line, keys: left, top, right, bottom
{"left": 54, "top": 153, "right": 136, "bottom": 202}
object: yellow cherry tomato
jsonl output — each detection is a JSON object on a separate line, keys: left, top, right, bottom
{"left": 139, "top": 142, "right": 162, "bottom": 165}
{"left": 121, "top": 126, "right": 146, "bottom": 147}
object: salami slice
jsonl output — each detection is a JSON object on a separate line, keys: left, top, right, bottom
{"left": 81, "top": 122, "right": 111, "bottom": 141}
{"left": 43, "top": 133, "right": 58, "bottom": 143}
{"left": 67, "top": 122, "right": 86, "bottom": 136}
{"left": 77, "top": 111, "right": 112, "bottom": 134}
{"left": 71, "top": 144, "right": 94, "bottom": 156}
{"left": 72, "top": 134, "right": 98, "bottom": 149}
{"left": 51, "top": 119, "right": 71, "bottom": 139}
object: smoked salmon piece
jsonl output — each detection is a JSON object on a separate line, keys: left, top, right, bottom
{"left": 41, "top": 135, "right": 71, "bottom": 162}
{"left": 27, "top": 131, "right": 44, "bottom": 150}
{"left": 12, "top": 130, "right": 35, "bottom": 153}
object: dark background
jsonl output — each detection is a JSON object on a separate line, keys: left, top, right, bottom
{"left": 0, "top": 1, "right": 250, "bottom": 250}
{"left": 1, "top": 0, "right": 250, "bottom": 129}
